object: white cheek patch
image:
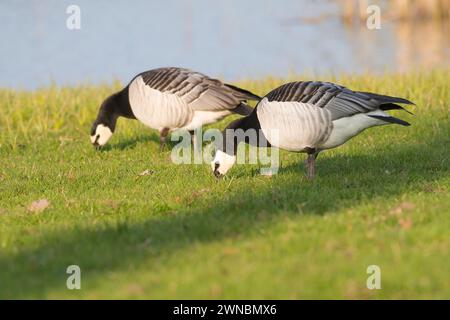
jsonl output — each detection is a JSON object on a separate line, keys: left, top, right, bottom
{"left": 211, "top": 150, "right": 236, "bottom": 175}
{"left": 91, "top": 124, "right": 113, "bottom": 146}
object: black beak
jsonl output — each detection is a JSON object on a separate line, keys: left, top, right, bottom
{"left": 213, "top": 162, "right": 222, "bottom": 179}
{"left": 214, "top": 170, "right": 223, "bottom": 179}
{"left": 92, "top": 134, "right": 101, "bottom": 150}
{"left": 93, "top": 142, "right": 101, "bottom": 150}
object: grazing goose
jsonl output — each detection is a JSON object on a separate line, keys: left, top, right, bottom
{"left": 90, "top": 67, "right": 260, "bottom": 150}
{"left": 211, "top": 81, "right": 414, "bottom": 179}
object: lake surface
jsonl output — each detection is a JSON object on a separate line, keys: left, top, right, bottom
{"left": 0, "top": 0, "right": 448, "bottom": 89}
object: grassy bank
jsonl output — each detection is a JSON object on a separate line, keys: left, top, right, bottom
{"left": 0, "top": 70, "right": 449, "bottom": 299}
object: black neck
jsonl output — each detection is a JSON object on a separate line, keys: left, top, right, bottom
{"left": 92, "top": 87, "right": 135, "bottom": 134}
{"left": 221, "top": 111, "right": 270, "bottom": 155}
{"left": 113, "top": 86, "right": 135, "bottom": 119}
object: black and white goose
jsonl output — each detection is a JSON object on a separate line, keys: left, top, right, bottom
{"left": 90, "top": 67, "right": 260, "bottom": 149}
{"left": 211, "top": 81, "right": 414, "bottom": 179}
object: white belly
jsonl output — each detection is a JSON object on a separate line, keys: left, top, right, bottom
{"left": 320, "top": 110, "right": 387, "bottom": 149}
{"left": 128, "top": 76, "right": 193, "bottom": 131}
{"left": 181, "top": 110, "right": 231, "bottom": 131}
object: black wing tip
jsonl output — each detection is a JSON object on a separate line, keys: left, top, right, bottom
{"left": 380, "top": 103, "right": 414, "bottom": 115}
{"left": 232, "top": 102, "right": 254, "bottom": 116}
{"left": 359, "top": 91, "right": 415, "bottom": 105}
{"left": 369, "top": 115, "right": 411, "bottom": 126}
{"left": 225, "top": 83, "right": 262, "bottom": 101}
{"left": 393, "top": 97, "right": 415, "bottom": 106}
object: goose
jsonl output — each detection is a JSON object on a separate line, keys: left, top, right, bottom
{"left": 211, "top": 81, "right": 414, "bottom": 179}
{"left": 90, "top": 67, "right": 260, "bottom": 150}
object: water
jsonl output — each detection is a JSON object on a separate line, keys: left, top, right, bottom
{"left": 0, "top": 0, "right": 448, "bottom": 89}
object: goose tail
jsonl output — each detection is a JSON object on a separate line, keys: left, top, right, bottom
{"left": 232, "top": 102, "right": 254, "bottom": 116}
{"left": 359, "top": 91, "right": 415, "bottom": 115}
{"left": 368, "top": 115, "right": 411, "bottom": 126}
{"left": 225, "top": 83, "right": 261, "bottom": 101}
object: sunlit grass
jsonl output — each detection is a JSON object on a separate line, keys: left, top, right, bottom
{"left": 0, "top": 70, "right": 448, "bottom": 299}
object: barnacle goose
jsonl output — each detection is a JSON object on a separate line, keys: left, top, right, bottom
{"left": 90, "top": 67, "right": 260, "bottom": 150}
{"left": 212, "top": 81, "right": 414, "bottom": 179}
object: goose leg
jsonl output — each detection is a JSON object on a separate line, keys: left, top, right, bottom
{"left": 159, "top": 127, "right": 170, "bottom": 151}
{"left": 305, "top": 149, "right": 319, "bottom": 180}
{"left": 189, "top": 130, "right": 195, "bottom": 150}
{"left": 189, "top": 130, "right": 200, "bottom": 155}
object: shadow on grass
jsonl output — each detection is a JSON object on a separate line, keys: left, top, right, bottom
{"left": 0, "top": 135, "right": 448, "bottom": 298}
{"left": 105, "top": 131, "right": 183, "bottom": 151}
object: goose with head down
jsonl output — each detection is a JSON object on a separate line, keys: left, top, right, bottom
{"left": 211, "top": 81, "right": 414, "bottom": 179}
{"left": 90, "top": 67, "right": 260, "bottom": 151}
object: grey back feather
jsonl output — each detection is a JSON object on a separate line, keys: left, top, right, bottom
{"left": 264, "top": 81, "right": 413, "bottom": 120}
{"left": 137, "top": 67, "right": 259, "bottom": 112}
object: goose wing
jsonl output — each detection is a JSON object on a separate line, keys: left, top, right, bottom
{"left": 264, "top": 81, "right": 413, "bottom": 120}
{"left": 138, "top": 67, "right": 260, "bottom": 112}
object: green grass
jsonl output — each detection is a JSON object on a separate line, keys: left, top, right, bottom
{"left": 0, "top": 70, "right": 449, "bottom": 299}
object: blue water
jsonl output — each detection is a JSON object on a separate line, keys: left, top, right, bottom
{"left": 0, "top": 0, "right": 448, "bottom": 89}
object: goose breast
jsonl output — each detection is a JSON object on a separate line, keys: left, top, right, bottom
{"left": 128, "top": 75, "right": 194, "bottom": 131}
{"left": 256, "top": 97, "right": 332, "bottom": 151}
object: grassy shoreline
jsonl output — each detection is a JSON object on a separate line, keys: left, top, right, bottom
{"left": 0, "top": 70, "right": 449, "bottom": 299}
